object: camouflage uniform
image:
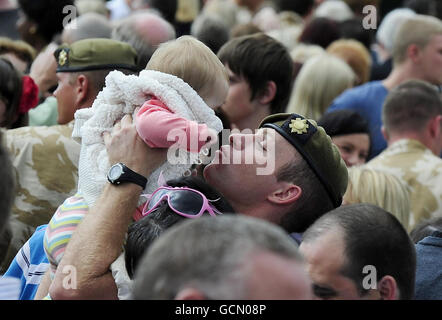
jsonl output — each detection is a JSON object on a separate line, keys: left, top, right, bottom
{"left": 0, "top": 122, "right": 80, "bottom": 272}
{"left": 367, "top": 139, "right": 442, "bottom": 230}
{"left": 0, "top": 39, "right": 137, "bottom": 273}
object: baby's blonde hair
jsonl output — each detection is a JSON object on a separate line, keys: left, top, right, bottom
{"left": 344, "top": 167, "right": 411, "bottom": 231}
{"left": 146, "top": 35, "right": 228, "bottom": 106}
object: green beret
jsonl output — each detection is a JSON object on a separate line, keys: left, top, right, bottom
{"left": 260, "top": 113, "right": 348, "bottom": 208}
{"left": 54, "top": 38, "right": 138, "bottom": 73}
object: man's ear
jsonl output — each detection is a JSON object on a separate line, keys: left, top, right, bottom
{"left": 258, "top": 81, "right": 277, "bottom": 105}
{"left": 267, "top": 182, "right": 302, "bottom": 205}
{"left": 428, "top": 115, "right": 442, "bottom": 139}
{"left": 74, "top": 74, "right": 89, "bottom": 106}
{"left": 175, "top": 288, "right": 207, "bottom": 300}
{"left": 381, "top": 125, "right": 389, "bottom": 141}
{"left": 378, "top": 275, "right": 398, "bottom": 300}
{"left": 407, "top": 44, "right": 421, "bottom": 64}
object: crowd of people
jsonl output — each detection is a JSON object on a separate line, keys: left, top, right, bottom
{"left": 0, "top": 0, "right": 441, "bottom": 301}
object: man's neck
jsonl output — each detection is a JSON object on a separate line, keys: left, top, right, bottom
{"left": 387, "top": 133, "right": 437, "bottom": 155}
{"left": 382, "top": 65, "right": 413, "bottom": 91}
{"left": 383, "top": 61, "right": 433, "bottom": 90}
{"left": 232, "top": 200, "right": 284, "bottom": 226}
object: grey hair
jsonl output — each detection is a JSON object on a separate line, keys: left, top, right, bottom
{"left": 132, "top": 215, "right": 302, "bottom": 299}
{"left": 111, "top": 11, "right": 176, "bottom": 71}
{"left": 62, "top": 12, "right": 112, "bottom": 44}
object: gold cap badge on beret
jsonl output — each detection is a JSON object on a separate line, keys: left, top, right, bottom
{"left": 289, "top": 118, "right": 309, "bottom": 134}
{"left": 58, "top": 49, "right": 68, "bottom": 66}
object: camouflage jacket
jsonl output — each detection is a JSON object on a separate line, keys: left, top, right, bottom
{"left": 367, "top": 139, "right": 442, "bottom": 230}
{"left": 1, "top": 122, "right": 80, "bottom": 272}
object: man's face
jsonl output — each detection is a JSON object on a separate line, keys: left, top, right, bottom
{"left": 299, "top": 229, "right": 378, "bottom": 300}
{"left": 419, "top": 35, "right": 442, "bottom": 85}
{"left": 54, "top": 72, "right": 77, "bottom": 124}
{"left": 221, "top": 65, "right": 257, "bottom": 127}
{"left": 244, "top": 251, "right": 313, "bottom": 300}
{"left": 204, "top": 128, "right": 296, "bottom": 213}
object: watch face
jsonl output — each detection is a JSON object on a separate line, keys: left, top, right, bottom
{"left": 108, "top": 164, "right": 123, "bottom": 181}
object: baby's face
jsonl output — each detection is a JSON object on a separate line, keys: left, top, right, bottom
{"left": 201, "top": 77, "right": 229, "bottom": 109}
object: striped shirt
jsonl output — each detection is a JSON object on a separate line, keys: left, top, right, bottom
{"left": 44, "top": 194, "right": 89, "bottom": 279}
{"left": 3, "top": 225, "right": 49, "bottom": 300}
{"left": 0, "top": 277, "right": 21, "bottom": 300}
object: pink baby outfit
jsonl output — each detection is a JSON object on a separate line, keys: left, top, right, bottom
{"left": 136, "top": 98, "right": 214, "bottom": 153}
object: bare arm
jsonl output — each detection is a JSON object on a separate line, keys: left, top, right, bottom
{"left": 34, "top": 270, "right": 51, "bottom": 300}
{"left": 49, "top": 114, "right": 167, "bottom": 299}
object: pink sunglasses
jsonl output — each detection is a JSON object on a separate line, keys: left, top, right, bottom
{"left": 141, "top": 186, "right": 222, "bottom": 219}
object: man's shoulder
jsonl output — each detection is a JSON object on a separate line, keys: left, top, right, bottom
{"left": 5, "top": 124, "right": 79, "bottom": 155}
{"left": 6, "top": 124, "right": 74, "bottom": 139}
{"left": 368, "top": 146, "right": 442, "bottom": 171}
{"left": 329, "top": 81, "right": 387, "bottom": 110}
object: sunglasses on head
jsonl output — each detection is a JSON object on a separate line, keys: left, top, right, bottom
{"left": 141, "top": 186, "right": 223, "bottom": 219}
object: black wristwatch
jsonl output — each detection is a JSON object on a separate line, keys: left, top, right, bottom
{"left": 107, "top": 163, "right": 147, "bottom": 189}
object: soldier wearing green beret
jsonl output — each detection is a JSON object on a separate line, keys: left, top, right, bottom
{"left": 41, "top": 111, "right": 347, "bottom": 299}
{"left": 205, "top": 112, "right": 348, "bottom": 233}
{"left": 1, "top": 39, "right": 138, "bottom": 273}
{"left": 53, "top": 38, "right": 138, "bottom": 124}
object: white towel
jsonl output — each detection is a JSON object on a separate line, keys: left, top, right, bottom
{"left": 73, "top": 70, "right": 223, "bottom": 207}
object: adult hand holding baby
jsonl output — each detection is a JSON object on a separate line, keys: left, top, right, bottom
{"left": 103, "top": 113, "right": 167, "bottom": 179}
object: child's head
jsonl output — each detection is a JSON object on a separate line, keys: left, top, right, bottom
{"left": 124, "top": 176, "right": 235, "bottom": 278}
{"left": 146, "top": 35, "right": 229, "bottom": 109}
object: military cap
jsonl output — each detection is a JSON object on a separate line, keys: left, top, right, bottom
{"left": 54, "top": 38, "right": 138, "bottom": 73}
{"left": 260, "top": 113, "right": 348, "bottom": 208}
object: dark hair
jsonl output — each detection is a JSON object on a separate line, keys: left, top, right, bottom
{"left": 124, "top": 176, "right": 235, "bottom": 278}
{"left": 0, "top": 132, "right": 15, "bottom": 237}
{"left": 18, "top": 0, "right": 76, "bottom": 44}
{"left": 339, "top": 18, "right": 374, "bottom": 50}
{"left": 382, "top": 80, "right": 442, "bottom": 134}
{"left": 144, "top": 0, "right": 178, "bottom": 24}
{"left": 217, "top": 33, "right": 294, "bottom": 114}
{"left": 410, "top": 217, "right": 442, "bottom": 243}
{"left": 276, "top": 0, "right": 315, "bottom": 17}
{"left": 191, "top": 15, "right": 230, "bottom": 54}
{"left": 277, "top": 157, "right": 334, "bottom": 233}
{"left": 303, "top": 203, "right": 416, "bottom": 300}
{"left": 0, "top": 58, "right": 27, "bottom": 129}
{"left": 299, "top": 17, "right": 341, "bottom": 49}
{"left": 403, "top": 0, "right": 442, "bottom": 19}
{"left": 318, "top": 110, "right": 370, "bottom": 137}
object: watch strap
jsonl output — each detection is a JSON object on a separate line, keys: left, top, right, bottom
{"left": 119, "top": 165, "right": 148, "bottom": 188}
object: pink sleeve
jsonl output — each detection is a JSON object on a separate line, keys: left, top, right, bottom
{"left": 135, "top": 99, "right": 216, "bottom": 152}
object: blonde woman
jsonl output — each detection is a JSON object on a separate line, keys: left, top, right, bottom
{"left": 344, "top": 167, "right": 411, "bottom": 231}
{"left": 287, "top": 53, "right": 356, "bottom": 120}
